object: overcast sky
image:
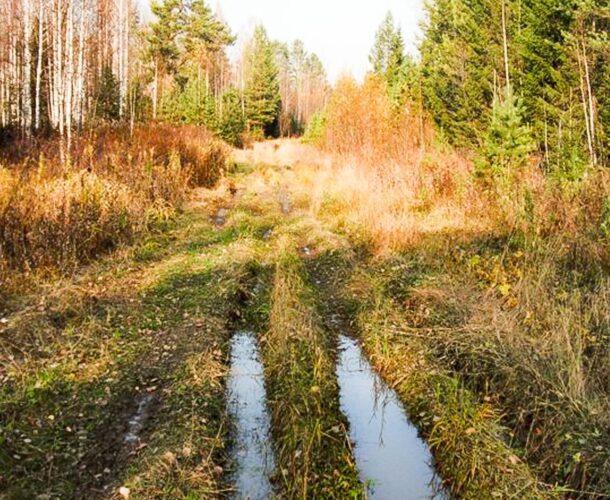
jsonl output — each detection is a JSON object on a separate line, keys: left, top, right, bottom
{"left": 139, "top": 0, "right": 426, "bottom": 83}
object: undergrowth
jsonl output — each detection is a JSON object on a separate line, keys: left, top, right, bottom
{"left": 0, "top": 125, "right": 229, "bottom": 304}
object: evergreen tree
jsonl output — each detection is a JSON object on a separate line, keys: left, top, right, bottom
{"left": 420, "top": 0, "right": 610, "bottom": 170}
{"left": 477, "top": 86, "right": 535, "bottom": 181}
{"left": 184, "top": 0, "right": 234, "bottom": 57}
{"left": 147, "top": 0, "right": 183, "bottom": 76}
{"left": 218, "top": 87, "right": 246, "bottom": 146}
{"left": 244, "top": 26, "right": 281, "bottom": 137}
{"left": 369, "top": 12, "right": 408, "bottom": 102}
{"left": 96, "top": 66, "right": 121, "bottom": 121}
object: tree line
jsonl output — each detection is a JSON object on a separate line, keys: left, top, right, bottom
{"left": 417, "top": 0, "right": 610, "bottom": 178}
{"left": 0, "top": 0, "right": 329, "bottom": 146}
{"left": 352, "top": 3, "right": 609, "bottom": 181}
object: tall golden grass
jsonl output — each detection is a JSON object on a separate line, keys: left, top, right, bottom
{"left": 0, "top": 125, "right": 229, "bottom": 297}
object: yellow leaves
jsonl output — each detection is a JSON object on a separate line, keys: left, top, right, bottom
{"left": 163, "top": 451, "right": 177, "bottom": 464}
{"left": 498, "top": 283, "right": 511, "bottom": 297}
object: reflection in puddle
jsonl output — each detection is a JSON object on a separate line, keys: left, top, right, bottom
{"left": 337, "top": 335, "right": 448, "bottom": 499}
{"left": 124, "top": 394, "right": 154, "bottom": 445}
{"left": 214, "top": 208, "right": 229, "bottom": 226}
{"left": 228, "top": 331, "right": 275, "bottom": 499}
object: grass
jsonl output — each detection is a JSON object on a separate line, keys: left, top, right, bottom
{"left": 0, "top": 183, "right": 261, "bottom": 498}
{"left": 260, "top": 242, "right": 363, "bottom": 498}
{"left": 0, "top": 125, "right": 229, "bottom": 305}
{"left": 296, "top": 73, "right": 610, "bottom": 496}
{"left": 345, "top": 258, "right": 553, "bottom": 498}
{"left": 304, "top": 247, "right": 550, "bottom": 498}
{"left": 4, "top": 112, "right": 610, "bottom": 499}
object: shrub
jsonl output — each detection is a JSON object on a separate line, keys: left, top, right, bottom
{"left": 0, "top": 125, "right": 228, "bottom": 297}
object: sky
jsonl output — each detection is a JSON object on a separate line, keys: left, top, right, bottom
{"left": 140, "top": 0, "right": 426, "bottom": 83}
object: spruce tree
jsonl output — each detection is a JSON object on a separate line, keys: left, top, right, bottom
{"left": 218, "top": 87, "right": 246, "bottom": 146}
{"left": 96, "top": 66, "right": 121, "bottom": 121}
{"left": 369, "top": 12, "right": 408, "bottom": 102}
{"left": 244, "top": 26, "right": 281, "bottom": 137}
{"left": 478, "top": 86, "right": 535, "bottom": 181}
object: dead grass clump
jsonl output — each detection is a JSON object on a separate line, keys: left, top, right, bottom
{"left": 0, "top": 171, "right": 145, "bottom": 271}
{"left": 303, "top": 75, "right": 491, "bottom": 252}
{"left": 321, "top": 75, "right": 428, "bottom": 162}
{"left": 128, "top": 125, "right": 230, "bottom": 188}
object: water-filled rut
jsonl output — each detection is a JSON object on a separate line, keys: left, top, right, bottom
{"left": 227, "top": 331, "right": 275, "bottom": 499}
{"left": 337, "top": 335, "right": 447, "bottom": 499}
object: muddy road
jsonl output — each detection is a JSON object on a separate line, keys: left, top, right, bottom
{"left": 1, "top": 141, "right": 551, "bottom": 499}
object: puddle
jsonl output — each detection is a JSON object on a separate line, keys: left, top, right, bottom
{"left": 214, "top": 208, "right": 229, "bottom": 226}
{"left": 227, "top": 331, "right": 275, "bottom": 499}
{"left": 124, "top": 394, "right": 154, "bottom": 445}
{"left": 337, "top": 335, "right": 448, "bottom": 499}
{"left": 278, "top": 190, "right": 291, "bottom": 214}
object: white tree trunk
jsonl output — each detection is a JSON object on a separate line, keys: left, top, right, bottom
{"left": 22, "top": 0, "right": 33, "bottom": 135}
{"left": 34, "top": 0, "right": 44, "bottom": 130}
{"left": 65, "top": 0, "right": 73, "bottom": 147}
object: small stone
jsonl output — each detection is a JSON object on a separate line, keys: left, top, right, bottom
{"left": 119, "top": 486, "right": 130, "bottom": 498}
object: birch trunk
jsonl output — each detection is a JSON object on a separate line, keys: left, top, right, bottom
{"left": 34, "top": 0, "right": 43, "bottom": 130}
{"left": 22, "top": 0, "right": 33, "bottom": 135}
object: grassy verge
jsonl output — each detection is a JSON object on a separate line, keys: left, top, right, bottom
{"left": 261, "top": 243, "right": 362, "bottom": 498}
{"left": 0, "top": 190, "right": 257, "bottom": 498}
{"left": 305, "top": 248, "right": 553, "bottom": 499}
{"left": 0, "top": 125, "right": 229, "bottom": 306}
{"left": 383, "top": 234, "right": 610, "bottom": 496}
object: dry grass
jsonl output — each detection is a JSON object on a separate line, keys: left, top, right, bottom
{"left": 285, "top": 75, "right": 610, "bottom": 494}
{"left": 0, "top": 125, "right": 229, "bottom": 301}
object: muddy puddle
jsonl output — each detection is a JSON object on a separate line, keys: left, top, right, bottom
{"left": 123, "top": 393, "right": 155, "bottom": 445}
{"left": 337, "top": 335, "right": 448, "bottom": 499}
{"left": 227, "top": 331, "right": 275, "bottom": 499}
{"left": 214, "top": 207, "right": 229, "bottom": 226}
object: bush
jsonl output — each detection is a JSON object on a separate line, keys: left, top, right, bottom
{"left": 301, "top": 110, "right": 326, "bottom": 145}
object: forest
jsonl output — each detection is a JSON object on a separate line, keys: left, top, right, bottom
{"left": 1, "top": 0, "right": 610, "bottom": 499}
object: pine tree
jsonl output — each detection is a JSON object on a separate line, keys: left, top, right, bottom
{"left": 369, "top": 12, "right": 408, "bottom": 102}
{"left": 478, "top": 86, "right": 535, "bottom": 181}
{"left": 244, "top": 26, "right": 281, "bottom": 137}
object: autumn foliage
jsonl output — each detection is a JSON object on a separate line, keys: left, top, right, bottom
{"left": 0, "top": 125, "right": 228, "bottom": 293}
